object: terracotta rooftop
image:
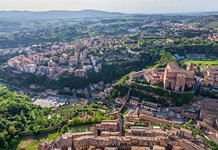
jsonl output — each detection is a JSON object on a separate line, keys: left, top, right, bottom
{"left": 104, "top": 147, "right": 118, "bottom": 150}
{"left": 73, "top": 135, "right": 168, "bottom": 142}
{"left": 167, "top": 62, "right": 181, "bottom": 71}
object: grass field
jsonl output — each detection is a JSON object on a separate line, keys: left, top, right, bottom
{"left": 17, "top": 125, "right": 91, "bottom": 150}
{"left": 184, "top": 60, "right": 218, "bottom": 66}
{"left": 16, "top": 132, "right": 61, "bottom": 150}
{"left": 211, "top": 21, "right": 218, "bottom": 30}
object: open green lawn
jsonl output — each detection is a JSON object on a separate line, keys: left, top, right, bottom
{"left": 211, "top": 21, "right": 218, "bottom": 30}
{"left": 17, "top": 140, "right": 39, "bottom": 150}
{"left": 184, "top": 60, "right": 218, "bottom": 66}
{"left": 16, "top": 132, "right": 61, "bottom": 150}
{"left": 17, "top": 125, "right": 91, "bottom": 150}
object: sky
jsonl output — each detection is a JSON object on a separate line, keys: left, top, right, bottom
{"left": 0, "top": 0, "right": 218, "bottom": 14}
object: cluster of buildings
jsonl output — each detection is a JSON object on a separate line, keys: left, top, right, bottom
{"left": 139, "top": 20, "right": 209, "bottom": 38}
{"left": 129, "top": 61, "right": 218, "bottom": 93}
{"left": 153, "top": 96, "right": 218, "bottom": 139}
{"left": 170, "top": 23, "right": 207, "bottom": 32}
{"left": 200, "top": 65, "right": 218, "bottom": 88}
{"left": 199, "top": 98, "right": 218, "bottom": 124}
{"left": 80, "top": 35, "right": 125, "bottom": 52}
{"left": 127, "top": 92, "right": 218, "bottom": 126}
{"left": 0, "top": 47, "right": 30, "bottom": 57}
{"left": 7, "top": 43, "right": 102, "bottom": 79}
{"left": 123, "top": 101, "right": 218, "bottom": 150}
{"left": 170, "top": 22, "right": 211, "bottom": 39}
{"left": 39, "top": 114, "right": 122, "bottom": 150}
{"left": 124, "top": 102, "right": 183, "bottom": 126}
{"left": 38, "top": 94, "right": 218, "bottom": 150}
{"left": 208, "top": 33, "right": 218, "bottom": 42}
{"left": 115, "top": 96, "right": 184, "bottom": 125}
{"left": 39, "top": 132, "right": 169, "bottom": 150}
{"left": 118, "top": 86, "right": 218, "bottom": 143}
{"left": 129, "top": 62, "right": 195, "bottom": 92}
{"left": 39, "top": 109, "right": 207, "bottom": 150}
{"left": 71, "top": 81, "right": 113, "bottom": 100}
{"left": 80, "top": 35, "right": 138, "bottom": 62}
{"left": 6, "top": 34, "right": 140, "bottom": 79}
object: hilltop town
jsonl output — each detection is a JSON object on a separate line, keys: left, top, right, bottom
{"left": 35, "top": 60, "right": 218, "bottom": 150}
{"left": 0, "top": 10, "right": 218, "bottom": 150}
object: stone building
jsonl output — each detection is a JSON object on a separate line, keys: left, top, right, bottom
{"left": 39, "top": 123, "right": 206, "bottom": 150}
{"left": 179, "top": 128, "right": 193, "bottom": 139}
{"left": 181, "top": 108, "right": 198, "bottom": 120}
{"left": 208, "top": 33, "right": 218, "bottom": 41}
{"left": 201, "top": 66, "right": 218, "bottom": 88}
{"left": 163, "top": 62, "right": 195, "bottom": 92}
{"left": 129, "top": 62, "right": 195, "bottom": 92}
{"left": 73, "top": 136, "right": 169, "bottom": 150}
{"left": 91, "top": 116, "right": 122, "bottom": 136}
{"left": 39, "top": 132, "right": 94, "bottom": 150}
{"left": 144, "top": 68, "right": 165, "bottom": 85}
{"left": 125, "top": 127, "right": 167, "bottom": 137}
{"left": 200, "top": 98, "right": 218, "bottom": 119}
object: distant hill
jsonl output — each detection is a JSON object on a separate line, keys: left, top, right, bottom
{"left": 0, "top": 10, "right": 126, "bottom": 20}
{"left": 0, "top": 10, "right": 217, "bottom": 21}
{"left": 174, "top": 11, "right": 218, "bottom": 16}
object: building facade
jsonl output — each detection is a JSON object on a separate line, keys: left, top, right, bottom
{"left": 129, "top": 62, "right": 195, "bottom": 92}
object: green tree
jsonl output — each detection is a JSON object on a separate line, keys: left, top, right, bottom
{"left": 61, "top": 125, "right": 69, "bottom": 134}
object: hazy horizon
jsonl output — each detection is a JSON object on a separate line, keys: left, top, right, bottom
{"left": 0, "top": 0, "right": 218, "bottom": 14}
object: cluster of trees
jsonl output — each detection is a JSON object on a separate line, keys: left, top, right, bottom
{"left": 113, "top": 74, "right": 130, "bottom": 97}
{"left": 0, "top": 87, "right": 61, "bottom": 149}
{"left": 198, "top": 88, "right": 218, "bottom": 99}
{"left": 180, "top": 29, "right": 210, "bottom": 38}
{"left": 0, "top": 87, "right": 114, "bottom": 149}
{"left": 205, "top": 140, "right": 218, "bottom": 150}
{"left": 0, "top": 23, "right": 83, "bottom": 48}
{"left": 56, "top": 102, "right": 112, "bottom": 120}
{"left": 137, "top": 37, "right": 218, "bottom": 58}
{"left": 165, "top": 40, "right": 218, "bottom": 56}
{"left": 130, "top": 82, "right": 194, "bottom": 106}
{"left": 110, "top": 49, "right": 162, "bottom": 97}
{"left": 152, "top": 50, "right": 176, "bottom": 68}
{"left": 68, "top": 111, "right": 113, "bottom": 127}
